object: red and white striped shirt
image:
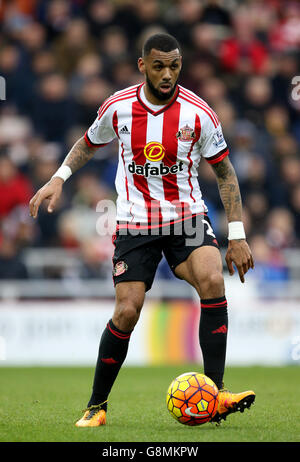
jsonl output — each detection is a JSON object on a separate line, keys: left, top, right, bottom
{"left": 85, "top": 83, "right": 229, "bottom": 228}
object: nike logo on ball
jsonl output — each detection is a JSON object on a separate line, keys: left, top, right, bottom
{"left": 185, "top": 407, "right": 210, "bottom": 418}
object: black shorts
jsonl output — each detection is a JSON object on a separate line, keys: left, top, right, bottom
{"left": 112, "top": 214, "right": 219, "bottom": 292}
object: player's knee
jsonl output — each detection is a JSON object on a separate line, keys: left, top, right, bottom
{"left": 114, "top": 296, "right": 144, "bottom": 331}
{"left": 114, "top": 304, "right": 140, "bottom": 331}
{"left": 198, "top": 271, "right": 224, "bottom": 298}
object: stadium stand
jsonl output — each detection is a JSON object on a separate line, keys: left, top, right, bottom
{"left": 0, "top": 0, "right": 299, "bottom": 296}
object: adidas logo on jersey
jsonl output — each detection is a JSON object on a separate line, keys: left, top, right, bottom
{"left": 120, "top": 125, "right": 130, "bottom": 134}
{"left": 128, "top": 161, "right": 184, "bottom": 178}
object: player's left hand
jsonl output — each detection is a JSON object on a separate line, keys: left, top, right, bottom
{"left": 225, "top": 239, "right": 254, "bottom": 283}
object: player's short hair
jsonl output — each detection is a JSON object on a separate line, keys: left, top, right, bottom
{"left": 142, "top": 33, "right": 181, "bottom": 57}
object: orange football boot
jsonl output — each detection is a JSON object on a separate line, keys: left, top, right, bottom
{"left": 75, "top": 402, "right": 107, "bottom": 427}
{"left": 212, "top": 387, "right": 255, "bottom": 424}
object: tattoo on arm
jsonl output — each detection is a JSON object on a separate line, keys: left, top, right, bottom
{"left": 211, "top": 157, "right": 243, "bottom": 222}
{"left": 62, "top": 136, "right": 98, "bottom": 173}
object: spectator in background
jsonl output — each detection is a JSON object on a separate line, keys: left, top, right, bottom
{"left": 71, "top": 172, "right": 114, "bottom": 210}
{"left": 181, "top": 54, "right": 216, "bottom": 94}
{"left": 0, "top": 235, "right": 28, "bottom": 279}
{"left": 200, "top": 0, "right": 232, "bottom": 29}
{"left": 212, "top": 99, "right": 236, "bottom": 144}
{"left": 17, "top": 21, "right": 47, "bottom": 57}
{"left": 77, "top": 236, "right": 114, "bottom": 280}
{"left": 290, "top": 184, "right": 300, "bottom": 238}
{"left": 239, "top": 76, "right": 273, "bottom": 127}
{"left": 272, "top": 133, "right": 299, "bottom": 163}
{"left": 49, "top": 171, "right": 114, "bottom": 250}
{"left": 56, "top": 209, "right": 81, "bottom": 249}
{"left": 110, "top": 57, "right": 141, "bottom": 89}
{"left": 268, "top": 1, "right": 300, "bottom": 53}
{"left": 264, "top": 104, "right": 291, "bottom": 138}
{"left": 219, "top": 6, "right": 269, "bottom": 75}
{"left": 266, "top": 208, "right": 297, "bottom": 249}
{"left": 244, "top": 191, "right": 269, "bottom": 235}
{"left": 249, "top": 234, "right": 289, "bottom": 284}
{"left": 99, "top": 26, "right": 130, "bottom": 73}
{"left": 165, "top": 0, "right": 203, "bottom": 50}
{"left": 73, "top": 76, "right": 112, "bottom": 127}
{"left": 0, "top": 44, "right": 33, "bottom": 114}
{"left": 133, "top": 0, "right": 164, "bottom": 40}
{"left": 271, "top": 52, "right": 299, "bottom": 106}
{"left": 0, "top": 153, "right": 34, "bottom": 279}
{"left": 37, "top": 0, "right": 74, "bottom": 41}
{"left": 29, "top": 145, "right": 66, "bottom": 247}
{"left": 190, "top": 22, "right": 221, "bottom": 60}
{"left": 52, "top": 18, "right": 96, "bottom": 76}
{"left": 55, "top": 172, "right": 113, "bottom": 250}
{"left": 0, "top": 155, "right": 33, "bottom": 220}
{"left": 69, "top": 52, "right": 104, "bottom": 96}
{"left": 85, "top": 0, "right": 118, "bottom": 38}
{"left": 0, "top": 108, "right": 33, "bottom": 171}
{"left": 198, "top": 76, "right": 227, "bottom": 107}
{"left": 279, "top": 156, "right": 300, "bottom": 191}
{"left": 31, "top": 72, "right": 74, "bottom": 142}
{"left": 229, "top": 120, "right": 258, "bottom": 182}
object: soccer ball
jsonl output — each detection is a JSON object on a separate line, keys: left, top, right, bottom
{"left": 166, "top": 372, "right": 219, "bottom": 426}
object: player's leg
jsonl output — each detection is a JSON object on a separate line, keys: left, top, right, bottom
{"left": 76, "top": 234, "right": 163, "bottom": 427}
{"left": 88, "top": 281, "right": 146, "bottom": 405}
{"left": 75, "top": 281, "right": 145, "bottom": 427}
{"left": 112, "top": 280, "right": 146, "bottom": 331}
{"left": 175, "top": 245, "right": 227, "bottom": 390}
{"left": 175, "top": 245, "right": 255, "bottom": 423}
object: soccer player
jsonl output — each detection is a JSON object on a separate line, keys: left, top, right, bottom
{"left": 29, "top": 33, "right": 255, "bottom": 426}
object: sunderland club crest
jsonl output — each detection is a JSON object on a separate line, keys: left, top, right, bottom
{"left": 113, "top": 261, "right": 128, "bottom": 277}
{"left": 176, "top": 124, "right": 195, "bottom": 142}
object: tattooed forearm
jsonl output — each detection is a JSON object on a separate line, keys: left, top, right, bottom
{"left": 211, "top": 156, "right": 243, "bottom": 222}
{"left": 62, "top": 137, "right": 98, "bottom": 173}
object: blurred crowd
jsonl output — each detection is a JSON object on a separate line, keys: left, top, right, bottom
{"left": 0, "top": 0, "right": 299, "bottom": 283}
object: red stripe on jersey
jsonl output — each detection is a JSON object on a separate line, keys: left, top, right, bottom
{"left": 97, "top": 89, "right": 137, "bottom": 120}
{"left": 187, "top": 113, "right": 201, "bottom": 202}
{"left": 112, "top": 110, "right": 119, "bottom": 137}
{"left": 179, "top": 91, "right": 218, "bottom": 128}
{"left": 161, "top": 100, "right": 181, "bottom": 203}
{"left": 84, "top": 131, "right": 108, "bottom": 148}
{"left": 113, "top": 110, "right": 129, "bottom": 200}
{"left": 160, "top": 101, "right": 191, "bottom": 217}
{"left": 179, "top": 87, "right": 219, "bottom": 126}
{"left": 131, "top": 101, "right": 162, "bottom": 225}
{"left": 206, "top": 148, "right": 229, "bottom": 165}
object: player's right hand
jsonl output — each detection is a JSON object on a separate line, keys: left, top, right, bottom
{"left": 29, "top": 177, "right": 64, "bottom": 219}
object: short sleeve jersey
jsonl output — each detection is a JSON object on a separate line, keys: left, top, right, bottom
{"left": 85, "top": 83, "right": 229, "bottom": 228}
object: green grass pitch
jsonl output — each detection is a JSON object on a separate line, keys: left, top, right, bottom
{"left": 0, "top": 365, "right": 299, "bottom": 442}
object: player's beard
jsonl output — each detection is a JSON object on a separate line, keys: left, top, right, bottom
{"left": 146, "top": 73, "right": 178, "bottom": 102}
